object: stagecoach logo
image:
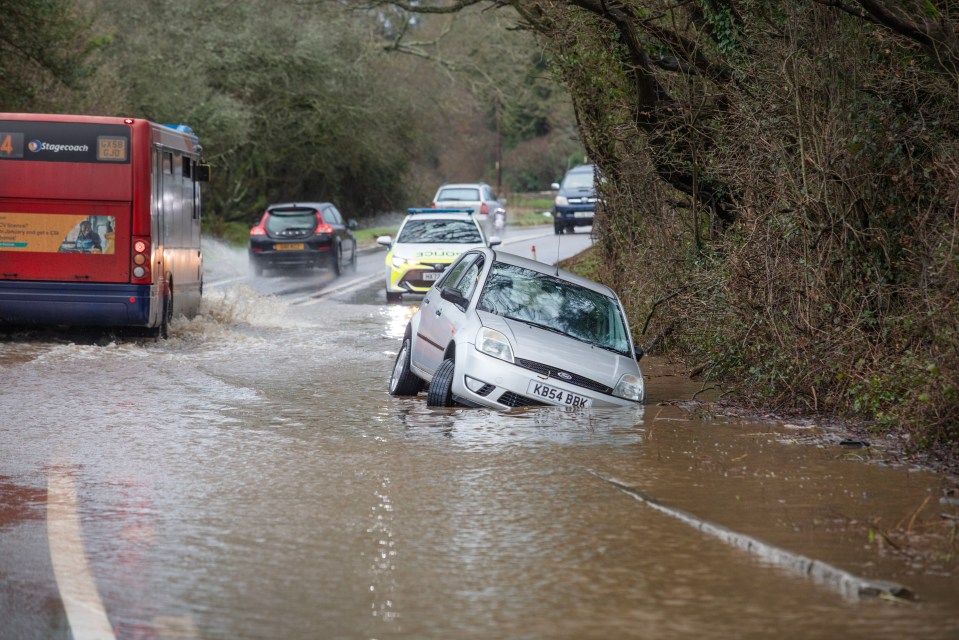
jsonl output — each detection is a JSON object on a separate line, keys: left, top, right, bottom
{"left": 27, "top": 139, "right": 90, "bottom": 153}
{"left": 556, "top": 371, "right": 573, "bottom": 381}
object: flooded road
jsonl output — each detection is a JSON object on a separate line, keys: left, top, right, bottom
{"left": 1, "top": 231, "right": 957, "bottom": 639}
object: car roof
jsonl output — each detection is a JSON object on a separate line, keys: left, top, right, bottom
{"left": 477, "top": 249, "right": 619, "bottom": 298}
{"left": 401, "top": 212, "right": 477, "bottom": 223}
{"left": 436, "top": 183, "right": 489, "bottom": 190}
{"left": 566, "top": 164, "right": 593, "bottom": 174}
{"left": 266, "top": 202, "right": 332, "bottom": 210}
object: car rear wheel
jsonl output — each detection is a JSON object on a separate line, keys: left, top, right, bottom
{"left": 389, "top": 336, "right": 423, "bottom": 396}
{"left": 250, "top": 259, "right": 263, "bottom": 277}
{"left": 331, "top": 244, "right": 342, "bottom": 276}
{"left": 427, "top": 358, "right": 456, "bottom": 407}
{"left": 349, "top": 240, "right": 358, "bottom": 271}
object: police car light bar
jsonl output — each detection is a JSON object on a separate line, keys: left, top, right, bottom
{"left": 407, "top": 208, "right": 475, "bottom": 215}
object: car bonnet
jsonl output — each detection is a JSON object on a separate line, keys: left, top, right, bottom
{"left": 476, "top": 310, "right": 638, "bottom": 385}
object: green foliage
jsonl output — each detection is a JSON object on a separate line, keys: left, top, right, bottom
{"left": 519, "top": 0, "right": 959, "bottom": 453}
{"left": 0, "top": 0, "right": 95, "bottom": 111}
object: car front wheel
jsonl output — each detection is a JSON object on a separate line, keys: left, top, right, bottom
{"left": 427, "top": 358, "right": 456, "bottom": 407}
{"left": 389, "top": 336, "right": 423, "bottom": 396}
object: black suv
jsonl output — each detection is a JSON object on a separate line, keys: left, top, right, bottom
{"left": 551, "top": 164, "right": 597, "bottom": 234}
{"left": 248, "top": 202, "right": 358, "bottom": 276}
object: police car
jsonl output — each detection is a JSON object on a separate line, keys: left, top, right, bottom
{"left": 376, "top": 208, "right": 501, "bottom": 302}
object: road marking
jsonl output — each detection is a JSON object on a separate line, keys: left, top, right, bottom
{"left": 205, "top": 276, "right": 247, "bottom": 289}
{"left": 290, "top": 273, "right": 382, "bottom": 306}
{"left": 47, "top": 469, "right": 116, "bottom": 640}
{"left": 593, "top": 471, "right": 914, "bottom": 601}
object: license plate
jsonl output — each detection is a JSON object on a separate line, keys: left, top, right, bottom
{"left": 275, "top": 243, "right": 305, "bottom": 250}
{"left": 422, "top": 272, "right": 441, "bottom": 281}
{"left": 573, "top": 212, "right": 593, "bottom": 218}
{"left": 527, "top": 380, "right": 592, "bottom": 408}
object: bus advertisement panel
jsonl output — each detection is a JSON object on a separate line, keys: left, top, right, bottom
{"left": 0, "top": 114, "right": 209, "bottom": 337}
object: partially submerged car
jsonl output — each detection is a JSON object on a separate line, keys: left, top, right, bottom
{"left": 377, "top": 208, "right": 500, "bottom": 302}
{"left": 389, "top": 248, "right": 645, "bottom": 409}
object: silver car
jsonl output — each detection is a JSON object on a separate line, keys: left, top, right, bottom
{"left": 431, "top": 183, "right": 506, "bottom": 234}
{"left": 389, "top": 248, "right": 645, "bottom": 409}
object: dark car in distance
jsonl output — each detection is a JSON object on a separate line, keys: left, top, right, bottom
{"left": 551, "top": 164, "right": 598, "bottom": 234}
{"left": 249, "top": 202, "right": 358, "bottom": 276}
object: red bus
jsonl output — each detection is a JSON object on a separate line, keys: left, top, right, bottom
{"left": 0, "top": 113, "right": 210, "bottom": 337}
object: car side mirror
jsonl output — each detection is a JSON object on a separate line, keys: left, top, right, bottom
{"left": 348, "top": 219, "right": 359, "bottom": 230}
{"left": 487, "top": 236, "right": 502, "bottom": 248}
{"left": 376, "top": 235, "right": 392, "bottom": 248}
{"left": 550, "top": 182, "right": 560, "bottom": 190}
{"left": 439, "top": 287, "right": 469, "bottom": 309}
{"left": 634, "top": 343, "right": 645, "bottom": 361}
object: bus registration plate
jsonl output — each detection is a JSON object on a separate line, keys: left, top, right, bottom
{"left": 275, "top": 243, "right": 305, "bottom": 251}
{"left": 527, "top": 381, "right": 592, "bottom": 408}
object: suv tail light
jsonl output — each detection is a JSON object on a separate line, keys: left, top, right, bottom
{"left": 480, "top": 202, "right": 489, "bottom": 215}
{"left": 315, "top": 213, "right": 333, "bottom": 235}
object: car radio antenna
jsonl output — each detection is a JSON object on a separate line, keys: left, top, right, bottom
{"left": 555, "top": 231, "right": 561, "bottom": 275}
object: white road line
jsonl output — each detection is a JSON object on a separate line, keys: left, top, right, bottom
{"left": 292, "top": 273, "right": 382, "bottom": 306}
{"left": 205, "top": 276, "right": 247, "bottom": 289}
{"left": 47, "top": 469, "right": 116, "bottom": 640}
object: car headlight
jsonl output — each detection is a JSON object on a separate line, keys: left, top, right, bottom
{"left": 391, "top": 256, "right": 415, "bottom": 268}
{"left": 475, "top": 327, "right": 514, "bottom": 363}
{"left": 613, "top": 373, "right": 645, "bottom": 402}
{"left": 554, "top": 195, "right": 568, "bottom": 206}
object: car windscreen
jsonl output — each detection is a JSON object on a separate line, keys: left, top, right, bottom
{"left": 397, "top": 219, "right": 482, "bottom": 244}
{"left": 477, "top": 262, "right": 631, "bottom": 355}
{"left": 562, "top": 169, "right": 594, "bottom": 190}
{"left": 266, "top": 209, "right": 317, "bottom": 233}
{"left": 436, "top": 187, "right": 480, "bottom": 201}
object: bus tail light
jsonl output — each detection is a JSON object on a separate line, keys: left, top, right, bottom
{"left": 132, "top": 236, "right": 151, "bottom": 283}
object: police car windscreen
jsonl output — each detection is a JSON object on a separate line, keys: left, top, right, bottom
{"left": 398, "top": 220, "right": 482, "bottom": 244}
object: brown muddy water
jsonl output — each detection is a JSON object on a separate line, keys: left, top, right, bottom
{"left": 0, "top": 271, "right": 957, "bottom": 639}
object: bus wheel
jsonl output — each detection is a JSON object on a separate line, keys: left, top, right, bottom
{"left": 157, "top": 292, "right": 172, "bottom": 339}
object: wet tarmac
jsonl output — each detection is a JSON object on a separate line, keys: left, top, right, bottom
{"left": 0, "top": 235, "right": 956, "bottom": 639}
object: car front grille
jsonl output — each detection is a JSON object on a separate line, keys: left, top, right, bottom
{"left": 514, "top": 358, "right": 613, "bottom": 394}
{"left": 497, "top": 391, "right": 550, "bottom": 408}
{"left": 401, "top": 264, "right": 448, "bottom": 289}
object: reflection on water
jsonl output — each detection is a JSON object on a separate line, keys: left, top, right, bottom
{"left": 384, "top": 401, "right": 645, "bottom": 447}
{"left": 0, "top": 277, "right": 957, "bottom": 639}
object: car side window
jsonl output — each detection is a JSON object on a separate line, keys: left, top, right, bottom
{"left": 322, "top": 207, "right": 340, "bottom": 225}
{"left": 329, "top": 206, "right": 344, "bottom": 225}
{"left": 437, "top": 253, "right": 478, "bottom": 290}
{"left": 454, "top": 258, "right": 484, "bottom": 300}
